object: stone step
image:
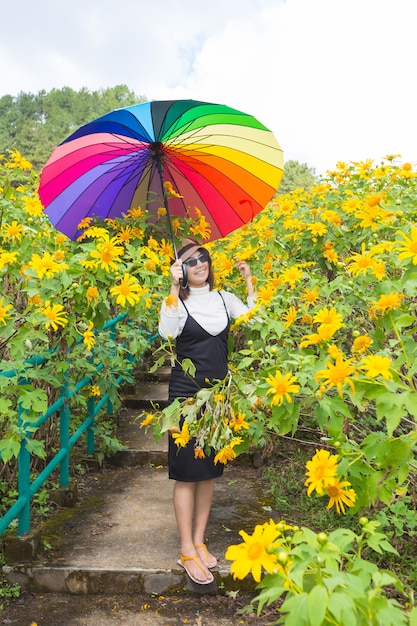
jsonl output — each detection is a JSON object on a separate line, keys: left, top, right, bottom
{"left": 122, "top": 381, "right": 169, "bottom": 410}
{"left": 3, "top": 377, "right": 268, "bottom": 600}
{"left": 4, "top": 464, "right": 268, "bottom": 596}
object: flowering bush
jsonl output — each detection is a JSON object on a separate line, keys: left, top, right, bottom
{"left": 225, "top": 517, "right": 416, "bottom": 625}
{"left": 1, "top": 150, "right": 416, "bottom": 614}
{"left": 145, "top": 156, "right": 417, "bottom": 618}
{"left": 152, "top": 156, "right": 417, "bottom": 515}
{"left": 0, "top": 150, "right": 207, "bottom": 465}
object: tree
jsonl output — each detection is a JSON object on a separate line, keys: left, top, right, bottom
{"left": 0, "top": 86, "right": 146, "bottom": 171}
{"left": 276, "top": 159, "right": 317, "bottom": 195}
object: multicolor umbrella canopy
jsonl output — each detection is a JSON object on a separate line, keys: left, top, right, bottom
{"left": 39, "top": 99, "right": 284, "bottom": 245}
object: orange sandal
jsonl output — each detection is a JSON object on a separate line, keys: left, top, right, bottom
{"left": 177, "top": 554, "right": 214, "bottom": 585}
{"left": 195, "top": 543, "right": 218, "bottom": 569}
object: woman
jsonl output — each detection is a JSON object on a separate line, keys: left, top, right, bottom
{"left": 158, "top": 239, "right": 257, "bottom": 585}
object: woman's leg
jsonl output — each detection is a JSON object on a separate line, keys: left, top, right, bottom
{"left": 173, "top": 480, "right": 212, "bottom": 582}
{"left": 193, "top": 479, "right": 217, "bottom": 568}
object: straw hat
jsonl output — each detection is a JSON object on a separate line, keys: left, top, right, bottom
{"left": 177, "top": 238, "right": 203, "bottom": 261}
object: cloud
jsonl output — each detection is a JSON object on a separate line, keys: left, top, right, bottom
{"left": 1, "top": 0, "right": 417, "bottom": 173}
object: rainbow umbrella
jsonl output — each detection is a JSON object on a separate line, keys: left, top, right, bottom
{"left": 39, "top": 99, "right": 284, "bottom": 251}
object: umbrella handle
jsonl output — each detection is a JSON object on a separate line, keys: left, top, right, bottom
{"left": 180, "top": 263, "right": 188, "bottom": 289}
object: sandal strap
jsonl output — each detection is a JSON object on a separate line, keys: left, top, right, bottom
{"left": 180, "top": 553, "right": 205, "bottom": 575}
{"left": 194, "top": 543, "right": 209, "bottom": 557}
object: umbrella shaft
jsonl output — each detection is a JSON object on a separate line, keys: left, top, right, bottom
{"left": 156, "top": 160, "right": 178, "bottom": 259}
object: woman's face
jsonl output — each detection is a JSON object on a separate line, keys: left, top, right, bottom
{"left": 183, "top": 250, "right": 210, "bottom": 287}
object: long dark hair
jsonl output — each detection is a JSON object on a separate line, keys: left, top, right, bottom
{"left": 179, "top": 246, "right": 214, "bottom": 301}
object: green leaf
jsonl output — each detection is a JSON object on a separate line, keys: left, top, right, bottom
{"left": 25, "top": 438, "right": 46, "bottom": 459}
{"left": 0, "top": 438, "right": 21, "bottom": 463}
{"left": 327, "top": 592, "right": 357, "bottom": 626}
{"left": 409, "top": 606, "right": 417, "bottom": 626}
{"left": 374, "top": 391, "right": 408, "bottom": 436}
{"left": 366, "top": 532, "right": 398, "bottom": 555}
{"left": 308, "top": 585, "right": 328, "bottom": 626}
{"left": 375, "top": 606, "right": 408, "bottom": 626}
{"left": 0, "top": 397, "right": 13, "bottom": 413}
{"left": 181, "top": 358, "right": 196, "bottom": 378}
{"left": 236, "top": 356, "right": 256, "bottom": 370}
{"left": 19, "top": 388, "right": 48, "bottom": 413}
{"left": 280, "top": 592, "right": 309, "bottom": 626}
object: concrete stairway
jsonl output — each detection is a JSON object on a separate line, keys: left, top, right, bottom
{"left": 3, "top": 363, "right": 271, "bottom": 597}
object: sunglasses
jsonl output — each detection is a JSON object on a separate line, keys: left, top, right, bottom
{"left": 183, "top": 252, "right": 209, "bottom": 267}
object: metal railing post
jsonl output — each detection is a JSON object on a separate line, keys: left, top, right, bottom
{"left": 17, "top": 381, "right": 31, "bottom": 536}
{"left": 107, "top": 323, "right": 117, "bottom": 415}
{"left": 59, "top": 379, "right": 70, "bottom": 488}
{"left": 87, "top": 396, "right": 95, "bottom": 455}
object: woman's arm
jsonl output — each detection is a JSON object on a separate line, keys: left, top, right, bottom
{"left": 158, "top": 258, "right": 184, "bottom": 339}
{"left": 236, "top": 259, "right": 256, "bottom": 298}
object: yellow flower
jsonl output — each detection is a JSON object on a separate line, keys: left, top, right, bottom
{"left": 82, "top": 322, "right": 95, "bottom": 351}
{"left": 265, "top": 370, "right": 300, "bottom": 406}
{"left": 313, "top": 307, "right": 344, "bottom": 332}
{"left": 325, "top": 477, "right": 356, "bottom": 514}
{"left": 305, "top": 449, "right": 338, "bottom": 496}
{"left": 2, "top": 220, "right": 24, "bottom": 242}
{"left": 77, "top": 217, "right": 93, "bottom": 230}
{"left": 139, "top": 412, "right": 155, "bottom": 428}
{"left": 158, "top": 238, "right": 174, "bottom": 261}
{"left": 257, "top": 284, "right": 277, "bottom": 305}
{"left": 300, "top": 286, "right": 320, "bottom": 308}
{"left": 28, "top": 294, "right": 43, "bottom": 306}
{"left": 165, "top": 294, "right": 179, "bottom": 309}
{"left": 299, "top": 324, "right": 338, "bottom": 348}
{"left": 52, "top": 249, "right": 65, "bottom": 262}
{"left": 88, "top": 385, "right": 101, "bottom": 397}
{"left": 346, "top": 243, "right": 378, "bottom": 277}
{"left": 126, "top": 206, "right": 144, "bottom": 218}
{"left": 351, "top": 334, "right": 373, "bottom": 355}
{"left": 86, "top": 286, "right": 99, "bottom": 306}
{"left": 28, "top": 252, "right": 69, "bottom": 279}
{"left": 78, "top": 226, "right": 109, "bottom": 242}
{"left": 163, "top": 181, "right": 183, "bottom": 198}
{"left": 229, "top": 411, "right": 250, "bottom": 432}
{"left": 283, "top": 306, "right": 297, "bottom": 328}
{"left": 110, "top": 274, "right": 145, "bottom": 307}
{"left": 0, "top": 299, "right": 13, "bottom": 325}
{"left": 55, "top": 233, "right": 67, "bottom": 245}
{"left": 115, "top": 226, "right": 134, "bottom": 243}
{"left": 307, "top": 222, "right": 327, "bottom": 237}
{"left": 323, "top": 247, "right": 339, "bottom": 264}
{"left": 0, "top": 251, "right": 19, "bottom": 270}
{"left": 194, "top": 446, "right": 206, "bottom": 459}
{"left": 280, "top": 265, "right": 303, "bottom": 289}
{"left": 314, "top": 356, "right": 356, "bottom": 397}
{"left": 359, "top": 355, "right": 392, "bottom": 380}
{"left": 327, "top": 344, "right": 343, "bottom": 360}
{"left": 214, "top": 438, "right": 243, "bottom": 465}
{"left": 41, "top": 301, "right": 68, "bottom": 331}
{"left": 172, "top": 422, "right": 190, "bottom": 448}
{"left": 5, "top": 149, "right": 32, "bottom": 170}
{"left": 190, "top": 215, "right": 211, "bottom": 240}
{"left": 225, "top": 521, "right": 281, "bottom": 583}
{"left": 368, "top": 291, "right": 405, "bottom": 318}
{"left": 90, "top": 235, "right": 124, "bottom": 271}
{"left": 23, "top": 196, "right": 44, "bottom": 217}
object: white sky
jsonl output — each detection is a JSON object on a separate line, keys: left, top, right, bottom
{"left": 2, "top": 0, "right": 416, "bottom": 174}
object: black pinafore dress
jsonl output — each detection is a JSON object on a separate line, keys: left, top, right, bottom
{"left": 168, "top": 292, "right": 230, "bottom": 482}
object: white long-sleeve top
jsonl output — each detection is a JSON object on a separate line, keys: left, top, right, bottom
{"left": 158, "top": 284, "right": 257, "bottom": 339}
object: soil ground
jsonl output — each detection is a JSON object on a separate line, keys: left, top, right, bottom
{"left": 1, "top": 587, "right": 280, "bottom": 625}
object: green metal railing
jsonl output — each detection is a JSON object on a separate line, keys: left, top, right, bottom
{"left": 0, "top": 314, "right": 155, "bottom": 537}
